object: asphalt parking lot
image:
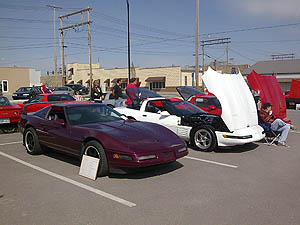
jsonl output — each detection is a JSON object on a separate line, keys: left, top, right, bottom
{"left": 1, "top": 110, "right": 300, "bottom": 225}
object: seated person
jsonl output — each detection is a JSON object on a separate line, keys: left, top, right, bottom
{"left": 259, "top": 102, "right": 295, "bottom": 147}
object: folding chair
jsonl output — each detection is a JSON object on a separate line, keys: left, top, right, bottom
{"left": 259, "top": 122, "right": 282, "bottom": 146}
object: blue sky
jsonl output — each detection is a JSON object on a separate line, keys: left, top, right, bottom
{"left": 0, "top": 0, "right": 300, "bottom": 74}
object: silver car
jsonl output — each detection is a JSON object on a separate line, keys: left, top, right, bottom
{"left": 53, "top": 86, "right": 74, "bottom": 96}
{"left": 102, "top": 92, "right": 127, "bottom": 108}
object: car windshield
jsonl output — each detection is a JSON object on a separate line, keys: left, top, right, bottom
{"left": 162, "top": 99, "right": 206, "bottom": 116}
{"left": 0, "top": 96, "right": 11, "bottom": 106}
{"left": 48, "top": 94, "right": 75, "bottom": 102}
{"left": 66, "top": 104, "right": 123, "bottom": 125}
{"left": 27, "top": 95, "right": 43, "bottom": 103}
{"left": 56, "top": 87, "right": 68, "bottom": 91}
{"left": 17, "top": 87, "right": 31, "bottom": 92}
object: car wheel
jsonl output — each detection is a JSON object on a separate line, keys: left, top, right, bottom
{"left": 83, "top": 140, "right": 108, "bottom": 177}
{"left": 24, "top": 127, "right": 44, "bottom": 155}
{"left": 191, "top": 126, "right": 217, "bottom": 152}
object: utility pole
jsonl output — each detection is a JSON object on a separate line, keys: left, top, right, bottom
{"left": 59, "top": 17, "right": 65, "bottom": 84}
{"left": 47, "top": 5, "right": 62, "bottom": 86}
{"left": 59, "top": 8, "right": 92, "bottom": 92}
{"left": 201, "top": 37, "right": 231, "bottom": 71}
{"left": 271, "top": 53, "right": 295, "bottom": 60}
{"left": 226, "top": 42, "right": 229, "bottom": 65}
{"left": 88, "top": 9, "right": 92, "bottom": 94}
{"left": 195, "top": 0, "right": 199, "bottom": 89}
{"left": 126, "top": 0, "right": 131, "bottom": 83}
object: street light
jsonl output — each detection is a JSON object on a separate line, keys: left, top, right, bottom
{"left": 126, "top": 0, "right": 131, "bottom": 83}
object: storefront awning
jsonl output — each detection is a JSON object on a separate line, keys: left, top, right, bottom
{"left": 145, "top": 76, "right": 166, "bottom": 82}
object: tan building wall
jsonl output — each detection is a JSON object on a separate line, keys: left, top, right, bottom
{"left": 67, "top": 63, "right": 249, "bottom": 93}
{"left": 40, "top": 75, "right": 64, "bottom": 87}
{"left": 67, "top": 63, "right": 182, "bottom": 92}
{"left": 0, "top": 67, "right": 30, "bottom": 96}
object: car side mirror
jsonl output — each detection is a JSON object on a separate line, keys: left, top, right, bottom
{"left": 55, "top": 119, "right": 66, "bottom": 126}
{"left": 160, "top": 111, "right": 170, "bottom": 116}
{"left": 208, "top": 105, "right": 216, "bottom": 111}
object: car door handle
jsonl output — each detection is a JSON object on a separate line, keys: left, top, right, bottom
{"left": 142, "top": 115, "right": 147, "bottom": 117}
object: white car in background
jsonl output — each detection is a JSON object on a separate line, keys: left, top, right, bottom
{"left": 115, "top": 68, "right": 264, "bottom": 151}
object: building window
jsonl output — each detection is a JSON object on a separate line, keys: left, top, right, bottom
{"left": 184, "top": 76, "right": 187, "bottom": 86}
{"left": 150, "top": 82, "right": 165, "bottom": 90}
{"left": 1, "top": 80, "right": 8, "bottom": 92}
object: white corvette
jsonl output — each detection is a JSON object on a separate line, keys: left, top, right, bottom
{"left": 115, "top": 68, "right": 265, "bottom": 151}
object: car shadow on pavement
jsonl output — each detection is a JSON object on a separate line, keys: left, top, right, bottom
{"left": 214, "top": 143, "right": 259, "bottom": 153}
{"left": 43, "top": 150, "right": 184, "bottom": 179}
{"left": 109, "top": 161, "right": 184, "bottom": 179}
{"left": 44, "top": 150, "right": 80, "bottom": 167}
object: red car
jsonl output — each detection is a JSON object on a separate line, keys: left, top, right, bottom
{"left": 247, "top": 70, "right": 291, "bottom": 123}
{"left": 0, "top": 96, "right": 23, "bottom": 132}
{"left": 24, "top": 94, "right": 86, "bottom": 113}
{"left": 284, "top": 79, "right": 300, "bottom": 109}
{"left": 176, "top": 86, "right": 222, "bottom": 116}
{"left": 19, "top": 103, "right": 188, "bottom": 176}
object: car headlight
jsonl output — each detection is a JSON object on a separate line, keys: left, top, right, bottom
{"left": 113, "top": 154, "right": 132, "bottom": 160}
{"left": 178, "top": 147, "right": 187, "bottom": 153}
{"left": 138, "top": 155, "right": 156, "bottom": 161}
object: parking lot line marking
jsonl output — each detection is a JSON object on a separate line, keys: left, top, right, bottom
{"left": 0, "top": 151, "right": 136, "bottom": 208}
{"left": 184, "top": 156, "right": 238, "bottom": 168}
{"left": 0, "top": 141, "right": 22, "bottom": 146}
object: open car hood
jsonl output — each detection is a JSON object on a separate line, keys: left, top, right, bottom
{"left": 176, "top": 86, "right": 205, "bottom": 101}
{"left": 203, "top": 67, "right": 258, "bottom": 132}
{"left": 247, "top": 70, "right": 287, "bottom": 120}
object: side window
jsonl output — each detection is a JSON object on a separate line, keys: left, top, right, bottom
{"left": 2, "top": 80, "right": 8, "bottom": 92}
{"left": 195, "top": 98, "right": 209, "bottom": 107}
{"left": 145, "top": 101, "right": 163, "bottom": 113}
{"left": 47, "top": 107, "right": 66, "bottom": 122}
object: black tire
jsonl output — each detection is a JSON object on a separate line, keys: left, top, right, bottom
{"left": 83, "top": 140, "right": 108, "bottom": 177}
{"left": 190, "top": 126, "right": 217, "bottom": 152}
{"left": 24, "top": 127, "right": 44, "bottom": 155}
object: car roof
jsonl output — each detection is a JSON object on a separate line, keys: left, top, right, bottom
{"left": 49, "top": 102, "right": 101, "bottom": 108}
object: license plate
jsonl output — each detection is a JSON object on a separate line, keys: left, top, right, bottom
{"left": 0, "top": 118, "right": 10, "bottom": 124}
{"left": 24, "top": 94, "right": 29, "bottom": 96}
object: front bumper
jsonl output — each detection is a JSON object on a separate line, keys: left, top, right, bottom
{"left": 106, "top": 147, "right": 188, "bottom": 171}
{"left": 216, "top": 125, "right": 265, "bottom": 147}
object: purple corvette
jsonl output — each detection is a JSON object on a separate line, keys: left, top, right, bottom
{"left": 19, "top": 103, "right": 188, "bottom": 176}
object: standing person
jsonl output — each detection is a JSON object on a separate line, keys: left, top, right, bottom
{"left": 91, "top": 80, "right": 104, "bottom": 102}
{"left": 40, "top": 83, "right": 47, "bottom": 94}
{"left": 112, "top": 79, "right": 123, "bottom": 100}
{"left": 125, "top": 78, "right": 138, "bottom": 108}
{"left": 259, "top": 102, "right": 295, "bottom": 147}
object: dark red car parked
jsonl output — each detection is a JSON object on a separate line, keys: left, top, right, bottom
{"left": 19, "top": 103, "right": 188, "bottom": 176}
{"left": 176, "top": 86, "right": 222, "bottom": 116}
{"left": 24, "top": 94, "right": 87, "bottom": 113}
